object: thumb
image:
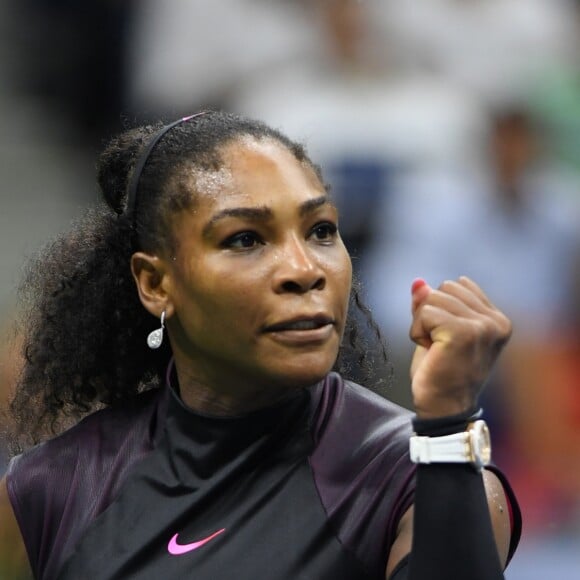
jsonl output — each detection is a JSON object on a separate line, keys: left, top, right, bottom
{"left": 411, "top": 278, "right": 431, "bottom": 314}
{"left": 410, "top": 278, "right": 433, "bottom": 349}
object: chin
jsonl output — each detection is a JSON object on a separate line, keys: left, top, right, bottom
{"left": 271, "top": 359, "right": 334, "bottom": 389}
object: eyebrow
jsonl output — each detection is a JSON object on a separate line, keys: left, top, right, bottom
{"left": 299, "top": 195, "right": 333, "bottom": 217}
{"left": 202, "top": 194, "right": 333, "bottom": 237}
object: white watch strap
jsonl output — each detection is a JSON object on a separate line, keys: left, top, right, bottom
{"left": 409, "top": 431, "right": 470, "bottom": 464}
{"left": 409, "top": 420, "right": 491, "bottom": 471}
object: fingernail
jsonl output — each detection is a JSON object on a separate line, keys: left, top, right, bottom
{"left": 411, "top": 278, "right": 427, "bottom": 294}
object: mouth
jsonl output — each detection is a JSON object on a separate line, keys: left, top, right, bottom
{"left": 264, "top": 315, "right": 335, "bottom": 333}
{"left": 263, "top": 315, "right": 336, "bottom": 347}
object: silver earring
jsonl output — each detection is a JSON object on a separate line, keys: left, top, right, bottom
{"left": 147, "top": 310, "right": 166, "bottom": 349}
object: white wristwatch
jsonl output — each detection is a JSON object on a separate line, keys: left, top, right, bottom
{"left": 409, "top": 420, "right": 492, "bottom": 472}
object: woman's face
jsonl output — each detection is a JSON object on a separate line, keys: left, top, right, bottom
{"left": 166, "top": 138, "right": 352, "bottom": 397}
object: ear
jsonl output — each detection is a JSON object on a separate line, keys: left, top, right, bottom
{"left": 131, "top": 252, "right": 174, "bottom": 319}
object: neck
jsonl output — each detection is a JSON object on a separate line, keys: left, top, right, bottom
{"left": 170, "top": 361, "right": 298, "bottom": 417}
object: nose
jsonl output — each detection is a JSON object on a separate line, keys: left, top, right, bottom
{"left": 273, "top": 236, "right": 326, "bottom": 294}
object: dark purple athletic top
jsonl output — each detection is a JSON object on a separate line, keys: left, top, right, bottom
{"left": 7, "top": 371, "right": 518, "bottom": 579}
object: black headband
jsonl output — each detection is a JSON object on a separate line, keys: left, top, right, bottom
{"left": 125, "top": 112, "right": 208, "bottom": 219}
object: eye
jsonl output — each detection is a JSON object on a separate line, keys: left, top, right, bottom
{"left": 310, "top": 222, "right": 338, "bottom": 242}
{"left": 222, "top": 231, "right": 264, "bottom": 250}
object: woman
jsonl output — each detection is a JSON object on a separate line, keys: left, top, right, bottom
{"left": 0, "top": 111, "right": 520, "bottom": 579}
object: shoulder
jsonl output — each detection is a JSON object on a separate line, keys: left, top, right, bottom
{"left": 311, "top": 372, "right": 414, "bottom": 454}
{"left": 6, "top": 388, "right": 164, "bottom": 577}
{"left": 9, "top": 387, "right": 163, "bottom": 486}
{"left": 309, "top": 372, "right": 415, "bottom": 492}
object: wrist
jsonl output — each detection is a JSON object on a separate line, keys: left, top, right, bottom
{"left": 413, "top": 394, "right": 477, "bottom": 421}
{"left": 413, "top": 406, "right": 482, "bottom": 437}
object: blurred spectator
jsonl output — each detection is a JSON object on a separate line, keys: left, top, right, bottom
{"left": 362, "top": 104, "right": 580, "bottom": 535}
{"left": 127, "top": 0, "right": 320, "bottom": 119}
{"left": 363, "top": 106, "right": 580, "bottom": 342}
{"left": 373, "top": 0, "right": 580, "bottom": 106}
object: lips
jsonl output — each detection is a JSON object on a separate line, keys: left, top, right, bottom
{"left": 264, "top": 315, "right": 334, "bottom": 333}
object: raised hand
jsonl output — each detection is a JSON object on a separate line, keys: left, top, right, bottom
{"left": 409, "top": 276, "right": 512, "bottom": 419}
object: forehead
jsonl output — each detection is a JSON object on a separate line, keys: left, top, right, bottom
{"left": 190, "top": 137, "right": 326, "bottom": 209}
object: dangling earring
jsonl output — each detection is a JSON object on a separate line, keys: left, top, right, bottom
{"left": 147, "top": 310, "right": 166, "bottom": 349}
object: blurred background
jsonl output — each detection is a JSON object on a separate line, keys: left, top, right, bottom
{"left": 1, "top": 0, "right": 580, "bottom": 577}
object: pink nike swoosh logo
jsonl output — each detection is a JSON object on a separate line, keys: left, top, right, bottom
{"left": 167, "top": 528, "right": 226, "bottom": 555}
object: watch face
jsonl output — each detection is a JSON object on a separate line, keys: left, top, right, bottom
{"left": 470, "top": 420, "right": 492, "bottom": 469}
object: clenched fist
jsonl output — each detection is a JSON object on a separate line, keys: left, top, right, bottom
{"left": 409, "top": 276, "right": 512, "bottom": 419}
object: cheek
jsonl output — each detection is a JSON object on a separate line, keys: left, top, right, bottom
{"left": 328, "top": 249, "right": 353, "bottom": 301}
{"left": 179, "top": 262, "right": 259, "bottom": 326}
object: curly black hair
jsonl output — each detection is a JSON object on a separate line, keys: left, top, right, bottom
{"left": 9, "top": 110, "right": 390, "bottom": 447}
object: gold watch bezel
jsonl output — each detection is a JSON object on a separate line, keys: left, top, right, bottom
{"left": 467, "top": 419, "right": 492, "bottom": 470}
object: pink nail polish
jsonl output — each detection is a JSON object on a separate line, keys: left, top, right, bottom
{"left": 411, "top": 278, "right": 427, "bottom": 294}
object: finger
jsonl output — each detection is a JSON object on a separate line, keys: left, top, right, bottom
{"left": 411, "top": 297, "right": 512, "bottom": 354}
{"left": 457, "top": 276, "right": 495, "bottom": 308}
{"left": 443, "top": 279, "right": 512, "bottom": 336}
{"left": 416, "top": 286, "right": 484, "bottom": 320}
{"left": 411, "top": 279, "right": 475, "bottom": 347}
{"left": 437, "top": 279, "right": 492, "bottom": 316}
{"left": 409, "top": 304, "right": 458, "bottom": 347}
